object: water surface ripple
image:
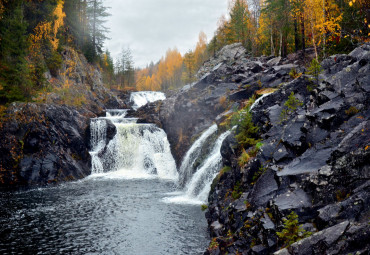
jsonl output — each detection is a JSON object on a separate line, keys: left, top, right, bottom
{"left": 0, "top": 176, "right": 209, "bottom": 254}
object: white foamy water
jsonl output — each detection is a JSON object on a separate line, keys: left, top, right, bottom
{"left": 164, "top": 130, "right": 231, "bottom": 205}
{"left": 89, "top": 110, "right": 177, "bottom": 181}
{"left": 250, "top": 92, "right": 273, "bottom": 111}
{"left": 178, "top": 124, "right": 218, "bottom": 187}
{"left": 130, "top": 91, "right": 166, "bottom": 110}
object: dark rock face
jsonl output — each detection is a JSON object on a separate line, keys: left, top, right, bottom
{"left": 149, "top": 43, "right": 300, "bottom": 165}
{"left": 0, "top": 103, "right": 95, "bottom": 188}
{"left": 179, "top": 44, "right": 370, "bottom": 254}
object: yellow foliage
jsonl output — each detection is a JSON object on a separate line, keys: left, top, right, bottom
{"left": 29, "top": 0, "right": 65, "bottom": 53}
{"left": 135, "top": 48, "right": 183, "bottom": 91}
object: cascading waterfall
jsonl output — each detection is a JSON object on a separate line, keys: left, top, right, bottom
{"left": 164, "top": 129, "right": 231, "bottom": 204}
{"left": 130, "top": 91, "right": 166, "bottom": 110}
{"left": 178, "top": 124, "right": 218, "bottom": 187}
{"left": 89, "top": 108, "right": 177, "bottom": 180}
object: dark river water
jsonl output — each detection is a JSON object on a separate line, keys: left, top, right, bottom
{"left": 0, "top": 175, "right": 209, "bottom": 254}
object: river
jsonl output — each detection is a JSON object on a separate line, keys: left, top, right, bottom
{"left": 0, "top": 173, "right": 209, "bottom": 254}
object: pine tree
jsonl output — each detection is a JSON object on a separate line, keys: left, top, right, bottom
{"left": 85, "top": 0, "right": 110, "bottom": 62}
{"left": 0, "top": 1, "right": 32, "bottom": 103}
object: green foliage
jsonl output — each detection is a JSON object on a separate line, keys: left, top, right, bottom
{"left": 46, "top": 50, "right": 63, "bottom": 77}
{"left": 231, "top": 181, "right": 242, "bottom": 200}
{"left": 252, "top": 165, "right": 267, "bottom": 183}
{"left": 0, "top": 2, "right": 32, "bottom": 104}
{"left": 289, "top": 68, "right": 301, "bottom": 79}
{"left": 307, "top": 58, "right": 322, "bottom": 87}
{"left": 276, "top": 211, "right": 312, "bottom": 247}
{"left": 238, "top": 149, "right": 251, "bottom": 167}
{"left": 280, "top": 92, "right": 303, "bottom": 121}
{"left": 345, "top": 106, "right": 359, "bottom": 116}
{"left": 231, "top": 108, "right": 260, "bottom": 148}
{"left": 208, "top": 238, "right": 219, "bottom": 250}
{"left": 201, "top": 204, "right": 208, "bottom": 211}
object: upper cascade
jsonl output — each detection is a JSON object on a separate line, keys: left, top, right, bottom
{"left": 130, "top": 91, "right": 166, "bottom": 110}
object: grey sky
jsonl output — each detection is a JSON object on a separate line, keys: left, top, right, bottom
{"left": 104, "top": 0, "right": 228, "bottom": 68}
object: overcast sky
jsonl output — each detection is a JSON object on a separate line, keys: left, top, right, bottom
{"left": 104, "top": 0, "right": 228, "bottom": 68}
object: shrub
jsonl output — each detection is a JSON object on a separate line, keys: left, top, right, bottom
{"left": 252, "top": 165, "right": 267, "bottom": 184}
{"left": 289, "top": 68, "right": 302, "bottom": 79}
{"left": 46, "top": 50, "right": 63, "bottom": 77}
{"left": 238, "top": 148, "right": 251, "bottom": 167}
{"left": 280, "top": 92, "right": 303, "bottom": 121}
{"left": 231, "top": 109, "right": 260, "bottom": 148}
{"left": 231, "top": 181, "right": 242, "bottom": 200}
{"left": 201, "top": 204, "right": 208, "bottom": 211}
{"left": 307, "top": 58, "right": 322, "bottom": 87}
{"left": 345, "top": 106, "right": 359, "bottom": 116}
{"left": 276, "top": 211, "right": 312, "bottom": 247}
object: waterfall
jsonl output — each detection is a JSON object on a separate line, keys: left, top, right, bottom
{"left": 164, "top": 130, "right": 231, "bottom": 204}
{"left": 89, "top": 110, "right": 177, "bottom": 180}
{"left": 178, "top": 124, "right": 218, "bottom": 187}
{"left": 130, "top": 91, "right": 166, "bottom": 110}
{"left": 250, "top": 92, "right": 273, "bottom": 111}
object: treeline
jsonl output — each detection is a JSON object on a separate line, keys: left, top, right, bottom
{"left": 134, "top": 0, "right": 369, "bottom": 92}
{"left": 210, "top": 0, "right": 369, "bottom": 58}
{"left": 135, "top": 32, "right": 208, "bottom": 91}
{"left": 0, "top": 0, "right": 111, "bottom": 104}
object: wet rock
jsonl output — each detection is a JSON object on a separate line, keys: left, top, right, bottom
{"left": 0, "top": 103, "right": 92, "bottom": 187}
{"left": 220, "top": 133, "right": 238, "bottom": 166}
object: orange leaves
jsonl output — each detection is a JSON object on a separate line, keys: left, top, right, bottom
{"left": 50, "top": 0, "right": 66, "bottom": 50}
{"left": 28, "top": 0, "right": 66, "bottom": 54}
{"left": 29, "top": 21, "right": 52, "bottom": 54}
{"left": 136, "top": 48, "right": 183, "bottom": 91}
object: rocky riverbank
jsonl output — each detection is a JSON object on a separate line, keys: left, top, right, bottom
{"left": 0, "top": 48, "right": 124, "bottom": 188}
{"left": 133, "top": 43, "right": 369, "bottom": 254}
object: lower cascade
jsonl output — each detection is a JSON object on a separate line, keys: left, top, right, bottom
{"left": 164, "top": 127, "right": 231, "bottom": 204}
{"left": 90, "top": 110, "right": 231, "bottom": 205}
{"left": 89, "top": 109, "right": 178, "bottom": 180}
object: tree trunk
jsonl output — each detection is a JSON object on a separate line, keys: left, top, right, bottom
{"left": 301, "top": 14, "right": 305, "bottom": 58}
{"left": 294, "top": 17, "right": 299, "bottom": 52}
{"left": 270, "top": 22, "right": 275, "bottom": 56}
{"left": 279, "top": 30, "right": 282, "bottom": 57}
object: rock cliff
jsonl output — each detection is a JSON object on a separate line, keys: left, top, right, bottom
{"left": 137, "top": 43, "right": 369, "bottom": 254}
{"left": 0, "top": 48, "right": 123, "bottom": 188}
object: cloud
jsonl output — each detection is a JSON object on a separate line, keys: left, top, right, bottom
{"left": 104, "top": 0, "right": 228, "bottom": 68}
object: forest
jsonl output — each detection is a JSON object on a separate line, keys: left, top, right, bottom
{"left": 136, "top": 0, "right": 369, "bottom": 91}
{"left": 0, "top": 0, "right": 369, "bottom": 105}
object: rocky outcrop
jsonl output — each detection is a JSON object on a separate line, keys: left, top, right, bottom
{"left": 0, "top": 103, "right": 93, "bottom": 187}
{"left": 132, "top": 42, "right": 369, "bottom": 254}
{"left": 0, "top": 48, "right": 124, "bottom": 188}
{"left": 152, "top": 43, "right": 304, "bottom": 165}
{"left": 203, "top": 44, "right": 370, "bottom": 254}
{"left": 38, "top": 47, "right": 124, "bottom": 113}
